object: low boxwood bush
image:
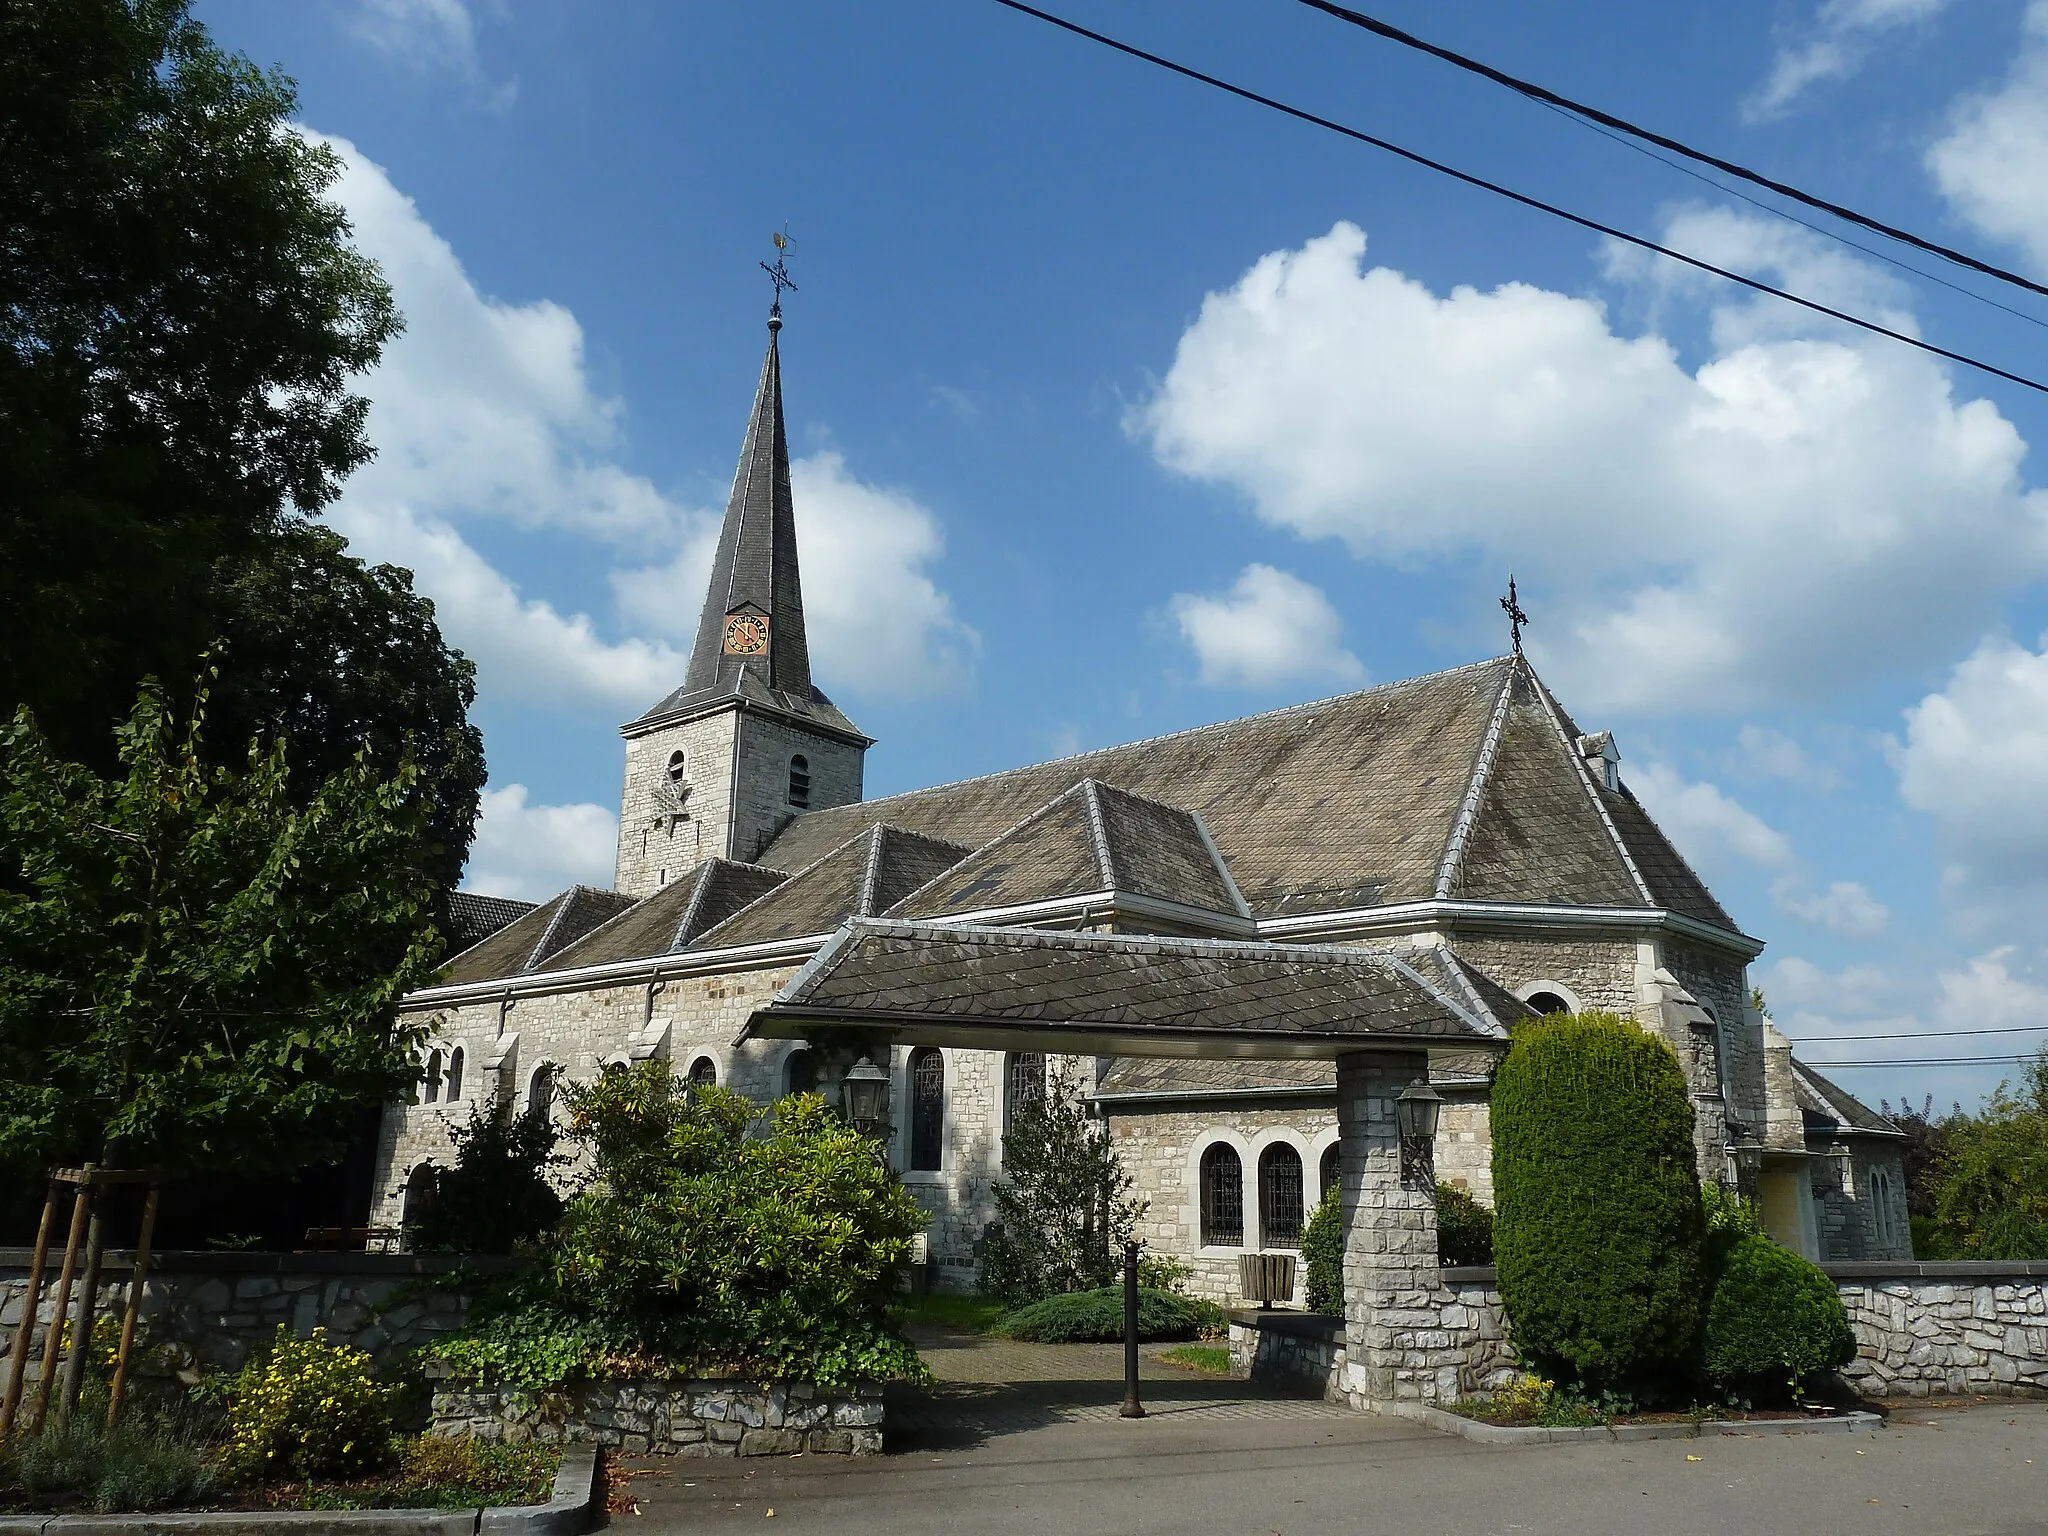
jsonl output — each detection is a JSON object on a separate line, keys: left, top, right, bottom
{"left": 220, "top": 1327, "right": 395, "bottom": 1484}
{"left": 1702, "top": 1235, "right": 1858, "bottom": 1402}
{"left": 995, "top": 1287, "right": 1224, "bottom": 1342}
{"left": 1436, "top": 1182, "right": 1495, "bottom": 1266}
{"left": 1492, "top": 1012, "right": 1707, "bottom": 1399}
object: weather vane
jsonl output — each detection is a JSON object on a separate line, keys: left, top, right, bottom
{"left": 1501, "top": 575, "right": 1529, "bottom": 656}
{"left": 761, "top": 226, "right": 797, "bottom": 323}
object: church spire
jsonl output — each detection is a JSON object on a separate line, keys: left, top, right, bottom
{"left": 682, "top": 303, "right": 814, "bottom": 702}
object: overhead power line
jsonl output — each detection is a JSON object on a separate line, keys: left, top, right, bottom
{"left": 1788, "top": 1023, "right": 2048, "bottom": 1043}
{"left": 1293, "top": 0, "right": 2048, "bottom": 305}
{"left": 1801, "top": 1055, "right": 2037, "bottom": 1069}
{"left": 988, "top": 0, "right": 2048, "bottom": 398}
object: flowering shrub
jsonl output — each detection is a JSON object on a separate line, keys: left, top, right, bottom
{"left": 219, "top": 1328, "right": 394, "bottom": 1484}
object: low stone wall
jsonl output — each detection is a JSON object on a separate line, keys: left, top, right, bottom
{"left": 0, "top": 1249, "right": 509, "bottom": 1376}
{"left": 1228, "top": 1309, "right": 1344, "bottom": 1393}
{"left": 1831, "top": 1261, "right": 2048, "bottom": 1398}
{"left": 431, "top": 1380, "right": 884, "bottom": 1456}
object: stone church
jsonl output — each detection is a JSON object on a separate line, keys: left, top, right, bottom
{"left": 373, "top": 311, "right": 1912, "bottom": 1298}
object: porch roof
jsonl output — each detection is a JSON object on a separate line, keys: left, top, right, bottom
{"left": 740, "top": 919, "right": 1526, "bottom": 1060}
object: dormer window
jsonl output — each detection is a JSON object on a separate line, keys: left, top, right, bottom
{"left": 788, "top": 754, "right": 811, "bottom": 809}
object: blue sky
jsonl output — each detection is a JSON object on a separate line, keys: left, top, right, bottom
{"left": 195, "top": 0, "right": 2048, "bottom": 1110}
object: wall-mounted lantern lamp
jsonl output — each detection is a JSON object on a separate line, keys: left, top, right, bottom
{"left": 1395, "top": 1081, "right": 1443, "bottom": 1191}
{"left": 842, "top": 1056, "right": 890, "bottom": 1139}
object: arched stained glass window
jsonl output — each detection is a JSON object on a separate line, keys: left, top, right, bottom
{"left": 1005, "top": 1052, "right": 1046, "bottom": 1136}
{"left": 525, "top": 1065, "right": 554, "bottom": 1123}
{"left": 1319, "top": 1141, "right": 1341, "bottom": 1204}
{"left": 1525, "top": 991, "right": 1572, "bottom": 1016}
{"left": 401, "top": 1163, "right": 439, "bottom": 1230}
{"left": 689, "top": 1056, "right": 717, "bottom": 1087}
{"left": 1260, "top": 1144, "right": 1305, "bottom": 1249}
{"left": 909, "top": 1048, "right": 944, "bottom": 1172}
{"left": 445, "top": 1046, "right": 464, "bottom": 1103}
{"left": 424, "top": 1049, "right": 442, "bottom": 1104}
{"left": 1201, "top": 1143, "right": 1244, "bottom": 1248}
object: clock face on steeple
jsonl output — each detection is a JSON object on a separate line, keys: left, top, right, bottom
{"left": 723, "top": 612, "right": 770, "bottom": 657}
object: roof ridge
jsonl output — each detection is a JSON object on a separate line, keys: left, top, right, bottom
{"left": 857, "top": 824, "right": 887, "bottom": 917}
{"left": 877, "top": 781, "right": 1098, "bottom": 919}
{"left": 764, "top": 656, "right": 1516, "bottom": 835}
{"left": 668, "top": 864, "right": 718, "bottom": 952}
{"left": 1079, "top": 779, "right": 1119, "bottom": 891}
{"left": 1432, "top": 659, "right": 1520, "bottom": 901}
{"left": 1188, "top": 807, "right": 1254, "bottom": 920}
{"left": 1524, "top": 668, "right": 1656, "bottom": 907}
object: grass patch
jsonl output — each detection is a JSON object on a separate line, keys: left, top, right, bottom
{"left": 892, "top": 1291, "right": 1010, "bottom": 1334}
{"left": 1160, "top": 1345, "right": 1232, "bottom": 1376}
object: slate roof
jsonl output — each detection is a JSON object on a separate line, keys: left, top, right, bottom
{"left": 888, "top": 779, "right": 1247, "bottom": 921}
{"left": 445, "top": 891, "right": 537, "bottom": 954}
{"left": 439, "top": 885, "right": 639, "bottom": 986}
{"left": 625, "top": 319, "right": 863, "bottom": 743}
{"left": 751, "top": 657, "right": 1745, "bottom": 937}
{"left": 1792, "top": 1058, "right": 1903, "bottom": 1138}
{"left": 546, "top": 860, "right": 788, "bottom": 970}
{"left": 689, "top": 825, "right": 972, "bottom": 950}
{"left": 752, "top": 920, "right": 1519, "bottom": 1050}
{"left": 1096, "top": 1058, "right": 1337, "bottom": 1096}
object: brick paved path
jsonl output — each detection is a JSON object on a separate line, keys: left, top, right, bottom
{"left": 885, "top": 1324, "right": 1352, "bottom": 1449}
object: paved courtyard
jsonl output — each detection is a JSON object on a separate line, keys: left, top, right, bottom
{"left": 624, "top": 1326, "right": 2048, "bottom": 1535}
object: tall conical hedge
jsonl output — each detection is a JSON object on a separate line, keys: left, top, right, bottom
{"left": 1491, "top": 1012, "right": 1706, "bottom": 1397}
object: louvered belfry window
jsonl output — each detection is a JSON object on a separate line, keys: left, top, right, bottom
{"left": 788, "top": 754, "right": 811, "bottom": 809}
{"left": 1201, "top": 1143, "right": 1244, "bottom": 1247}
{"left": 1260, "top": 1144, "right": 1305, "bottom": 1248}
{"left": 910, "top": 1048, "right": 945, "bottom": 1171}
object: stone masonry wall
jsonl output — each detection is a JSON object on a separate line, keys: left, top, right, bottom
{"left": 729, "top": 714, "right": 864, "bottom": 866}
{"left": 1835, "top": 1264, "right": 2048, "bottom": 1397}
{"left": 1438, "top": 929, "right": 1643, "bottom": 1016}
{"left": 1661, "top": 936, "right": 1761, "bottom": 1135}
{"left": 0, "top": 1250, "right": 498, "bottom": 1377}
{"left": 615, "top": 711, "right": 740, "bottom": 899}
{"left": 432, "top": 1378, "right": 883, "bottom": 1457}
{"left": 1230, "top": 1273, "right": 1512, "bottom": 1406}
{"left": 1108, "top": 1099, "right": 1338, "bottom": 1306}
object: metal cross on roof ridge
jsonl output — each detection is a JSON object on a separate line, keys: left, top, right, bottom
{"left": 1500, "top": 575, "right": 1529, "bottom": 655}
{"left": 761, "top": 226, "right": 798, "bottom": 320}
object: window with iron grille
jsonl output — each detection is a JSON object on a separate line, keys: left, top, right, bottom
{"left": 689, "top": 1055, "right": 717, "bottom": 1087}
{"left": 1260, "top": 1144, "right": 1304, "bottom": 1248}
{"left": 788, "top": 754, "right": 811, "bottom": 809}
{"left": 1004, "top": 1052, "right": 1046, "bottom": 1136}
{"left": 1200, "top": 1142, "right": 1244, "bottom": 1247}
{"left": 1320, "top": 1141, "right": 1340, "bottom": 1204}
{"left": 910, "top": 1048, "right": 945, "bottom": 1172}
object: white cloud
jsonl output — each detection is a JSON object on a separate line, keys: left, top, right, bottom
{"left": 1168, "top": 565, "right": 1366, "bottom": 690}
{"left": 1632, "top": 763, "right": 1794, "bottom": 871}
{"left": 462, "top": 785, "right": 617, "bottom": 900}
{"left": 1929, "top": 0, "right": 2048, "bottom": 276}
{"left": 1134, "top": 220, "right": 2048, "bottom": 714}
{"left": 1744, "top": 0, "right": 1957, "bottom": 120}
{"left": 1935, "top": 947, "right": 2048, "bottom": 1032}
{"left": 611, "top": 452, "right": 980, "bottom": 699}
{"left": 1736, "top": 724, "right": 1838, "bottom": 789}
{"left": 1896, "top": 630, "right": 2048, "bottom": 886}
{"left": 346, "top": 0, "right": 514, "bottom": 106}
{"left": 1776, "top": 878, "right": 1890, "bottom": 937}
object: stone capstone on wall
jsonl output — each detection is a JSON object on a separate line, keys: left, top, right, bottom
{"left": 431, "top": 1379, "right": 883, "bottom": 1456}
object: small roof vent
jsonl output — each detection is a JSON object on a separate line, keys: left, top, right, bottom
{"left": 1577, "top": 730, "right": 1620, "bottom": 791}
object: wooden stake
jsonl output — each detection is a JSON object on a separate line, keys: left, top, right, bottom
{"left": 58, "top": 1202, "right": 107, "bottom": 1425}
{"left": 29, "top": 1168, "right": 93, "bottom": 1436}
{"left": 105, "top": 1184, "right": 159, "bottom": 1430}
{"left": 0, "top": 1180, "right": 58, "bottom": 1440}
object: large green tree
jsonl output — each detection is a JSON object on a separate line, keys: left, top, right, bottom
{"left": 0, "top": 0, "right": 399, "bottom": 763}
{"left": 0, "top": 682, "right": 439, "bottom": 1174}
{"left": 1924, "top": 1050, "right": 2048, "bottom": 1261}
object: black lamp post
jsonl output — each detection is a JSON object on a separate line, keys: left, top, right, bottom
{"left": 842, "top": 1056, "right": 890, "bottom": 1140}
{"left": 1395, "top": 1081, "right": 1443, "bottom": 1190}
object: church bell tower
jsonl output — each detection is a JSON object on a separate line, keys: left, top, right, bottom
{"left": 614, "top": 287, "right": 870, "bottom": 898}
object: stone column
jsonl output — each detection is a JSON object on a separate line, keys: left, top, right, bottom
{"left": 1335, "top": 1050, "right": 1458, "bottom": 1407}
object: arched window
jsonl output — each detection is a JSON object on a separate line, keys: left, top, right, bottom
{"left": 787, "top": 754, "right": 811, "bottom": 809}
{"left": 1525, "top": 991, "right": 1572, "bottom": 1016}
{"left": 667, "top": 750, "right": 687, "bottom": 786}
{"left": 784, "top": 1047, "right": 815, "bottom": 1097}
{"left": 1872, "top": 1168, "right": 1895, "bottom": 1246}
{"left": 1319, "top": 1142, "right": 1341, "bottom": 1203}
{"left": 909, "top": 1049, "right": 945, "bottom": 1171}
{"left": 1200, "top": 1143, "right": 1244, "bottom": 1248}
{"left": 424, "top": 1049, "right": 443, "bottom": 1104}
{"left": 525, "top": 1065, "right": 554, "bottom": 1123}
{"left": 1004, "top": 1052, "right": 1046, "bottom": 1136}
{"left": 445, "top": 1046, "right": 464, "bottom": 1103}
{"left": 689, "top": 1055, "right": 717, "bottom": 1087}
{"left": 1260, "top": 1144, "right": 1305, "bottom": 1249}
